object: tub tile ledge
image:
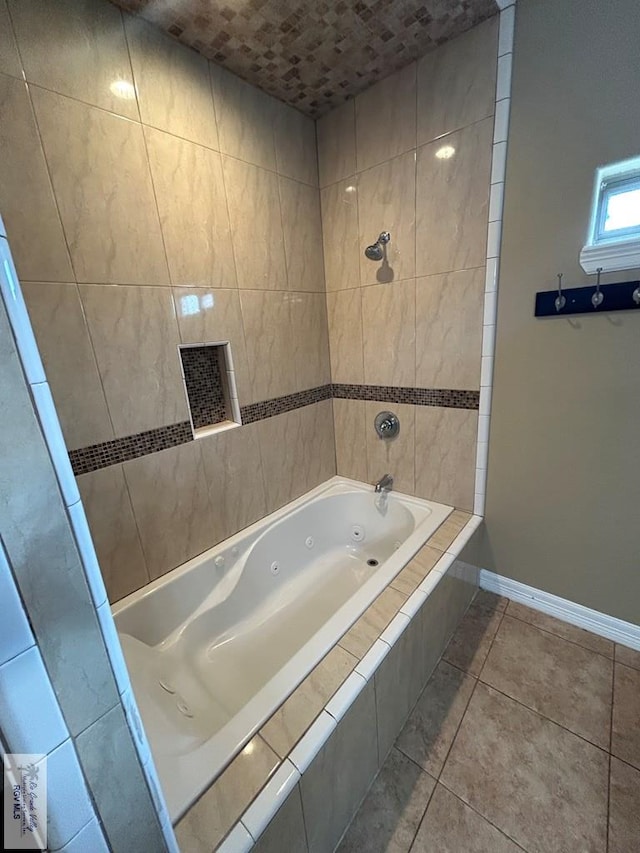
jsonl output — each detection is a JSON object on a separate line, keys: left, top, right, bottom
{"left": 242, "top": 759, "right": 300, "bottom": 841}
{"left": 289, "top": 711, "right": 336, "bottom": 775}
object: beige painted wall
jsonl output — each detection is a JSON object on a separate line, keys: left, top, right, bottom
{"left": 318, "top": 17, "right": 498, "bottom": 510}
{"left": 480, "top": 0, "right": 640, "bottom": 622}
{"left": 0, "top": 0, "right": 334, "bottom": 603}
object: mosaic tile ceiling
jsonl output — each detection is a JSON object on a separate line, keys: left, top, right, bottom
{"left": 112, "top": 0, "right": 498, "bottom": 117}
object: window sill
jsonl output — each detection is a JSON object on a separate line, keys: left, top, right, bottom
{"left": 580, "top": 237, "right": 640, "bottom": 274}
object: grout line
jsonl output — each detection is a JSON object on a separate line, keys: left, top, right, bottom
{"left": 503, "top": 608, "right": 615, "bottom": 660}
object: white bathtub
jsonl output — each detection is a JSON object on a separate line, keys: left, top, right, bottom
{"left": 113, "top": 476, "right": 452, "bottom": 820}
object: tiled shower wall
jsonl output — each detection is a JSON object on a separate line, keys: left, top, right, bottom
{"left": 0, "top": 0, "right": 334, "bottom": 603}
{"left": 319, "top": 17, "right": 498, "bottom": 510}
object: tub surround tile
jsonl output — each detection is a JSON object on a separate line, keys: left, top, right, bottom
{"left": 261, "top": 645, "right": 357, "bottom": 758}
{"left": 300, "top": 678, "right": 378, "bottom": 853}
{"left": 339, "top": 587, "right": 407, "bottom": 660}
{"left": 274, "top": 103, "right": 318, "bottom": 187}
{"left": 242, "top": 759, "right": 300, "bottom": 841}
{"left": 125, "top": 14, "right": 218, "bottom": 148}
{"left": 75, "top": 704, "right": 165, "bottom": 853}
{"left": 258, "top": 402, "right": 335, "bottom": 515}
{"left": 355, "top": 64, "right": 417, "bottom": 172}
{"left": 0, "top": 1, "right": 20, "bottom": 78}
{"left": 239, "top": 289, "right": 295, "bottom": 402}
{"left": 481, "top": 616, "right": 613, "bottom": 748}
{"left": 337, "top": 747, "right": 435, "bottom": 853}
{"left": 505, "top": 601, "right": 614, "bottom": 657}
{"left": 210, "top": 64, "right": 276, "bottom": 170}
{"left": 79, "top": 285, "right": 188, "bottom": 437}
{"left": 42, "top": 738, "right": 94, "bottom": 852}
{"left": 365, "top": 401, "right": 415, "bottom": 496}
{"left": 223, "top": 157, "right": 287, "bottom": 291}
{"left": 59, "top": 818, "right": 109, "bottom": 853}
{"left": 22, "top": 282, "right": 114, "bottom": 450}
{"left": 32, "top": 88, "right": 168, "bottom": 285}
{"left": 252, "top": 784, "right": 307, "bottom": 853}
{"left": 0, "top": 540, "right": 34, "bottom": 666}
{"left": 414, "top": 407, "right": 478, "bottom": 510}
{"left": 390, "top": 547, "right": 440, "bottom": 597}
{"left": 440, "top": 683, "right": 609, "bottom": 853}
{"left": 0, "top": 301, "right": 119, "bottom": 735}
{"left": 241, "top": 387, "right": 331, "bottom": 426}
{"left": 417, "top": 16, "right": 498, "bottom": 145}
{"left": 176, "top": 735, "right": 279, "bottom": 853}
{"left": 0, "top": 74, "right": 74, "bottom": 283}
{"left": 609, "top": 756, "right": 640, "bottom": 853}
{"left": 174, "top": 288, "right": 251, "bottom": 407}
{"left": 289, "top": 292, "right": 331, "bottom": 393}
{"left": 320, "top": 178, "right": 360, "bottom": 292}
{"left": 415, "top": 268, "right": 484, "bottom": 391}
{"left": 332, "top": 398, "right": 368, "bottom": 483}
{"left": 9, "top": 0, "right": 138, "bottom": 119}
{"left": 612, "top": 662, "right": 640, "bottom": 770}
{"left": 416, "top": 118, "right": 492, "bottom": 277}
{"left": 429, "top": 510, "right": 472, "bottom": 552}
{"left": 615, "top": 643, "right": 640, "bottom": 671}
{"left": 279, "top": 178, "right": 325, "bottom": 293}
{"left": 326, "top": 288, "right": 364, "bottom": 385}
{"left": 397, "top": 660, "right": 476, "bottom": 778}
{"left": 317, "top": 100, "right": 356, "bottom": 189}
{"left": 362, "top": 279, "right": 416, "bottom": 387}
{"left": 414, "top": 783, "right": 522, "bottom": 853}
{"left": 123, "top": 441, "right": 213, "bottom": 580}
{"left": 77, "top": 465, "right": 149, "bottom": 603}
{"left": 357, "top": 152, "right": 417, "bottom": 286}
{"left": 333, "top": 384, "right": 479, "bottom": 409}
{"left": 200, "top": 421, "right": 267, "bottom": 544}
{"left": 145, "top": 129, "right": 236, "bottom": 289}
{"left": 443, "top": 600, "right": 503, "bottom": 677}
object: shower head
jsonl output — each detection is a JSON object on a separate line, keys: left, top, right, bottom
{"left": 364, "top": 231, "right": 391, "bottom": 261}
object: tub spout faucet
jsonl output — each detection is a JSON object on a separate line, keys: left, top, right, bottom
{"left": 374, "top": 473, "right": 394, "bottom": 494}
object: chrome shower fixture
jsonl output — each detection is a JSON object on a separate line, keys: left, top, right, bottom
{"left": 364, "top": 231, "right": 391, "bottom": 261}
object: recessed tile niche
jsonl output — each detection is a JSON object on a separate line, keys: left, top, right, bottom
{"left": 178, "top": 343, "right": 241, "bottom": 437}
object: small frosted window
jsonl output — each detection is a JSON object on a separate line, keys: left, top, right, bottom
{"left": 594, "top": 171, "right": 640, "bottom": 243}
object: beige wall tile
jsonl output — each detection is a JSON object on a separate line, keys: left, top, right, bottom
{"left": 358, "top": 151, "right": 416, "bottom": 286}
{"left": 416, "top": 117, "right": 492, "bottom": 276}
{"left": 145, "top": 127, "right": 236, "bottom": 289}
{"left": 414, "top": 407, "right": 478, "bottom": 510}
{"left": 339, "top": 586, "right": 407, "bottom": 659}
{"left": 77, "top": 465, "right": 149, "bottom": 603}
{"left": 80, "top": 284, "right": 188, "bottom": 437}
{"left": 210, "top": 63, "right": 276, "bottom": 170}
{"left": 22, "top": 282, "right": 114, "bottom": 449}
{"left": 176, "top": 735, "right": 278, "bottom": 853}
{"left": 240, "top": 289, "right": 295, "bottom": 401}
{"left": 252, "top": 786, "right": 306, "bottom": 853}
{"left": 279, "top": 176, "right": 325, "bottom": 293}
{"left": 362, "top": 279, "right": 416, "bottom": 387}
{"left": 317, "top": 99, "right": 356, "bottom": 188}
{"left": 320, "top": 177, "right": 360, "bottom": 291}
{"left": 416, "top": 268, "right": 484, "bottom": 390}
{"left": 124, "top": 441, "right": 212, "bottom": 580}
{"left": 174, "top": 287, "right": 251, "bottom": 406}
{"left": 9, "top": 0, "right": 138, "bottom": 119}
{"left": 0, "top": 74, "right": 73, "bottom": 282}
{"left": 0, "top": 1, "right": 21, "bottom": 78}
{"left": 365, "top": 401, "right": 415, "bottom": 495}
{"left": 223, "top": 156, "right": 287, "bottom": 290}
{"left": 274, "top": 102, "right": 318, "bottom": 186}
{"left": 125, "top": 14, "right": 218, "bottom": 148}
{"left": 261, "top": 645, "right": 356, "bottom": 757}
{"left": 333, "top": 398, "right": 368, "bottom": 483}
{"left": 199, "top": 422, "right": 267, "bottom": 542}
{"left": 258, "top": 401, "right": 335, "bottom": 513}
{"left": 355, "top": 63, "right": 417, "bottom": 172}
{"left": 32, "top": 87, "right": 169, "bottom": 285}
{"left": 327, "top": 288, "right": 364, "bottom": 384}
{"left": 290, "top": 292, "right": 331, "bottom": 391}
{"left": 417, "top": 16, "right": 498, "bottom": 145}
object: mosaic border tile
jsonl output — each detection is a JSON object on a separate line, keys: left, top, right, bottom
{"left": 70, "top": 384, "right": 479, "bottom": 475}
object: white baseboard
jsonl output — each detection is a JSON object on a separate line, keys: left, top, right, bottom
{"left": 480, "top": 570, "right": 640, "bottom": 651}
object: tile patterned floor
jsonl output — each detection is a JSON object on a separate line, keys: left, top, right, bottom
{"left": 337, "top": 592, "right": 640, "bottom": 853}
